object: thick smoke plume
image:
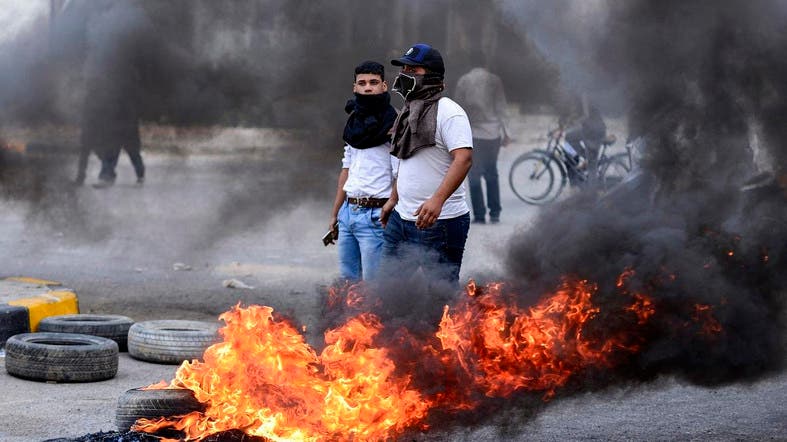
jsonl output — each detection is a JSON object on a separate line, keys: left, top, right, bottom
{"left": 500, "top": 0, "right": 786, "bottom": 387}
{"left": 318, "top": 0, "right": 786, "bottom": 434}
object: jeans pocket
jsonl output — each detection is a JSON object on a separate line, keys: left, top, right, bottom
{"left": 338, "top": 201, "right": 350, "bottom": 230}
{"left": 369, "top": 208, "right": 383, "bottom": 228}
{"left": 368, "top": 208, "right": 385, "bottom": 239}
{"left": 419, "top": 223, "right": 447, "bottom": 250}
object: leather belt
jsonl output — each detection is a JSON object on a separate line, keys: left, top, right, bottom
{"left": 347, "top": 197, "right": 388, "bottom": 208}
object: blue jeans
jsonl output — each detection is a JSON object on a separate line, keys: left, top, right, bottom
{"left": 337, "top": 200, "right": 385, "bottom": 281}
{"left": 382, "top": 210, "right": 470, "bottom": 285}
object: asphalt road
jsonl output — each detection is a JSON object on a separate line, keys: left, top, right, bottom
{"left": 1, "top": 124, "right": 785, "bottom": 441}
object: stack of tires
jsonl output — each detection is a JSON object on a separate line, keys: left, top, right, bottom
{"left": 3, "top": 313, "right": 221, "bottom": 434}
{"left": 4, "top": 314, "right": 134, "bottom": 383}
{"left": 118, "top": 320, "right": 220, "bottom": 432}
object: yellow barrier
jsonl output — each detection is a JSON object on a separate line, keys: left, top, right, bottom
{"left": 8, "top": 290, "right": 79, "bottom": 331}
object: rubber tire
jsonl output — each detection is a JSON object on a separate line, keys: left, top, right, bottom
{"left": 509, "top": 150, "right": 558, "bottom": 204}
{"left": 116, "top": 387, "right": 205, "bottom": 432}
{"left": 0, "top": 305, "right": 30, "bottom": 347}
{"left": 127, "top": 320, "right": 220, "bottom": 365}
{"left": 4, "top": 332, "right": 119, "bottom": 382}
{"left": 599, "top": 154, "right": 631, "bottom": 191}
{"left": 37, "top": 314, "right": 134, "bottom": 351}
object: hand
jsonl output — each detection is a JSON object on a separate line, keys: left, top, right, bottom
{"left": 413, "top": 197, "right": 443, "bottom": 229}
{"left": 329, "top": 216, "right": 338, "bottom": 231}
{"left": 380, "top": 200, "right": 396, "bottom": 228}
{"left": 501, "top": 135, "right": 513, "bottom": 147}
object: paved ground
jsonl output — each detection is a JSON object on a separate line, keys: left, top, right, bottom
{"left": 1, "top": 116, "right": 785, "bottom": 441}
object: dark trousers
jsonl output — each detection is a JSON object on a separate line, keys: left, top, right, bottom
{"left": 468, "top": 137, "right": 501, "bottom": 221}
{"left": 76, "top": 145, "right": 91, "bottom": 183}
{"left": 97, "top": 145, "right": 145, "bottom": 182}
{"left": 381, "top": 210, "right": 470, "bottom": 286}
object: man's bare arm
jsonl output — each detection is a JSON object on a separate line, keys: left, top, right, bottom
{"left": 330, "top": 168, "right": 349, "bottom": 229}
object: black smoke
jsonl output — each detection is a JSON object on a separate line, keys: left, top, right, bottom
{"left": 503, "top": 0, "right": 786, "bottom": 387}
{"left": 319, "top": 0, "right": 787, "bottom": 436}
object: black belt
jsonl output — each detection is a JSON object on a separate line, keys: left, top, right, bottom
{"left": 347, "top": 197, "right": 388, "bottom": 208}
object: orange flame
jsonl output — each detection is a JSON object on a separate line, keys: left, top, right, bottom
{"left": 434, "top": 278, "right": 648, "bottom": 403}
{"left": 327, "top": 281, "right": 374, "bottom": 310}
{"left": 134, "top": 272, "right": 688, "bottom": 440}
{"left": 135, "top": 305, "right": 430, "bottom": 441}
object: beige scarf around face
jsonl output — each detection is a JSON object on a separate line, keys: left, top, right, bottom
{"left": 390, "top": 83, "right": 443, "bottom": 159}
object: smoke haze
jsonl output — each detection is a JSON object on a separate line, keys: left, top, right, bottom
{"left": 0, "top": 0, "right": 785, "bottom": 436}
{"left": 501, "top": 0, "right": 786, "bottom": 386}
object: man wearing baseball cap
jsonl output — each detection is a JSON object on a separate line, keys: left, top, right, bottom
{"left": 380, "top": 43, "right": 473, "bottom": 286}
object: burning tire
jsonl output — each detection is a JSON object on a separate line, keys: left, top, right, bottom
{"left": 115, "top": 387, "right": 205, "bottom": 432}
{"left": 37, "top": 314, "right": 134, "bottom": 351}
{"left": 127, "top": 320, "right": 220, "bottom": 364}
{"left": 4, "top": 332, "right": 119, "bottom": 382}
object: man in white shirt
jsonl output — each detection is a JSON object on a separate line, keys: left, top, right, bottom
{"left": 455, "top": 58, "right": 510, "bottom": 224}
{"left": 380, "top": 43, "right": 473, "bottom": 286}
{"left": 329, "top": 61, "right": 399, "bottom": 281}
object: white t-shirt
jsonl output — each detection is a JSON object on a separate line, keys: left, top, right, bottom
{"left": 342, "top": 142, "right": 399, "bottom": 199}
{"left": 395, "top": 97, "right": 473, "bottom": 221}
{"left": 454, "top": 67, "right": 509, "bottom": 140}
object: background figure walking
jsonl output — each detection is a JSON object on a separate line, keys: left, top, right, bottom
{"left": 454, "top": 54, "right": 510, "bottom": 224}
{"left": 78, "top": 80, "right": 145, "bottom": 188}
{"left": 75, "top": 1, "right": 146, "bottom": 188}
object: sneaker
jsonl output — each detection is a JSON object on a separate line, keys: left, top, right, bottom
{"left": 490, "top": 217, "right": 500, "bottom": 224}
{"left": 135, "top": 177, "right": 145, "bottom": 186}
{"left": 472, "top": 218, "right": 486, "bottom": 224}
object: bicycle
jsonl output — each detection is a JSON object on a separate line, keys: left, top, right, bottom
{"left": 508, "top": 128, "right": 632, "bottom": 205}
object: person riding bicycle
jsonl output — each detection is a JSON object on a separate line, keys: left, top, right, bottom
{"left": 560, "top": 93, "right": 607, "bottom": 186}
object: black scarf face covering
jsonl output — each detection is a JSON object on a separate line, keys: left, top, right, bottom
{"left": 342, "top": 92, "right": 398, "bottom": 149}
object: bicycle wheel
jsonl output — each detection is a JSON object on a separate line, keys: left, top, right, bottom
{"left": 509, "top": 151, "right": 556, "bottom": 204}
{"left": 599, "top": 154, "right": 630, "bottom": 191}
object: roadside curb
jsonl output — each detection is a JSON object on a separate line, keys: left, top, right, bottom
{"left": 0, "top": 277, "right": 79, "bottom": 347}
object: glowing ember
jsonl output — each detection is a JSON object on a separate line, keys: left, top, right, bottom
{"left": 134, "top": 271, "right": 721, "bottom": 440}
{"left": 691, "top": 304, "right": 723, "bottom": 338}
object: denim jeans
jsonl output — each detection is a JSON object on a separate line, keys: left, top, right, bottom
{"left": 468, "top": 137, "right": 501, "bottom": 221}
{"left": 382, "top": 210, "right": 470, "bottom": 285}
{"left": 337, "top": 200, "right": 385, "bottom": 281}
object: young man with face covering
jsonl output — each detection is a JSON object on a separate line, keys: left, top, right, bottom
{"left": 329, "top": 61, "right": 399, "bottom": 281}
{"left": 380, "top": 43, "right": 473, "bottom": 286}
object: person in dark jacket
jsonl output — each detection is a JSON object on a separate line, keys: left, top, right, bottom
{"left": 563, "top": 93, "right": 606, "bottom": 187}
{"left": 77, "top": 80, "right": 144, "bottom": 188}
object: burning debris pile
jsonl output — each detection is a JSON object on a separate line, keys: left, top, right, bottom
{"left": 119, "top": 1, "right": 786, "bottom": 440}
{"left": 120, "top": 263, "right": 755, "bottom": 441}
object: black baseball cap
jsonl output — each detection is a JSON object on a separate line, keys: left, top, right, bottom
{"left": 391, "top": 43, "right": 445, "bottom": 75}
